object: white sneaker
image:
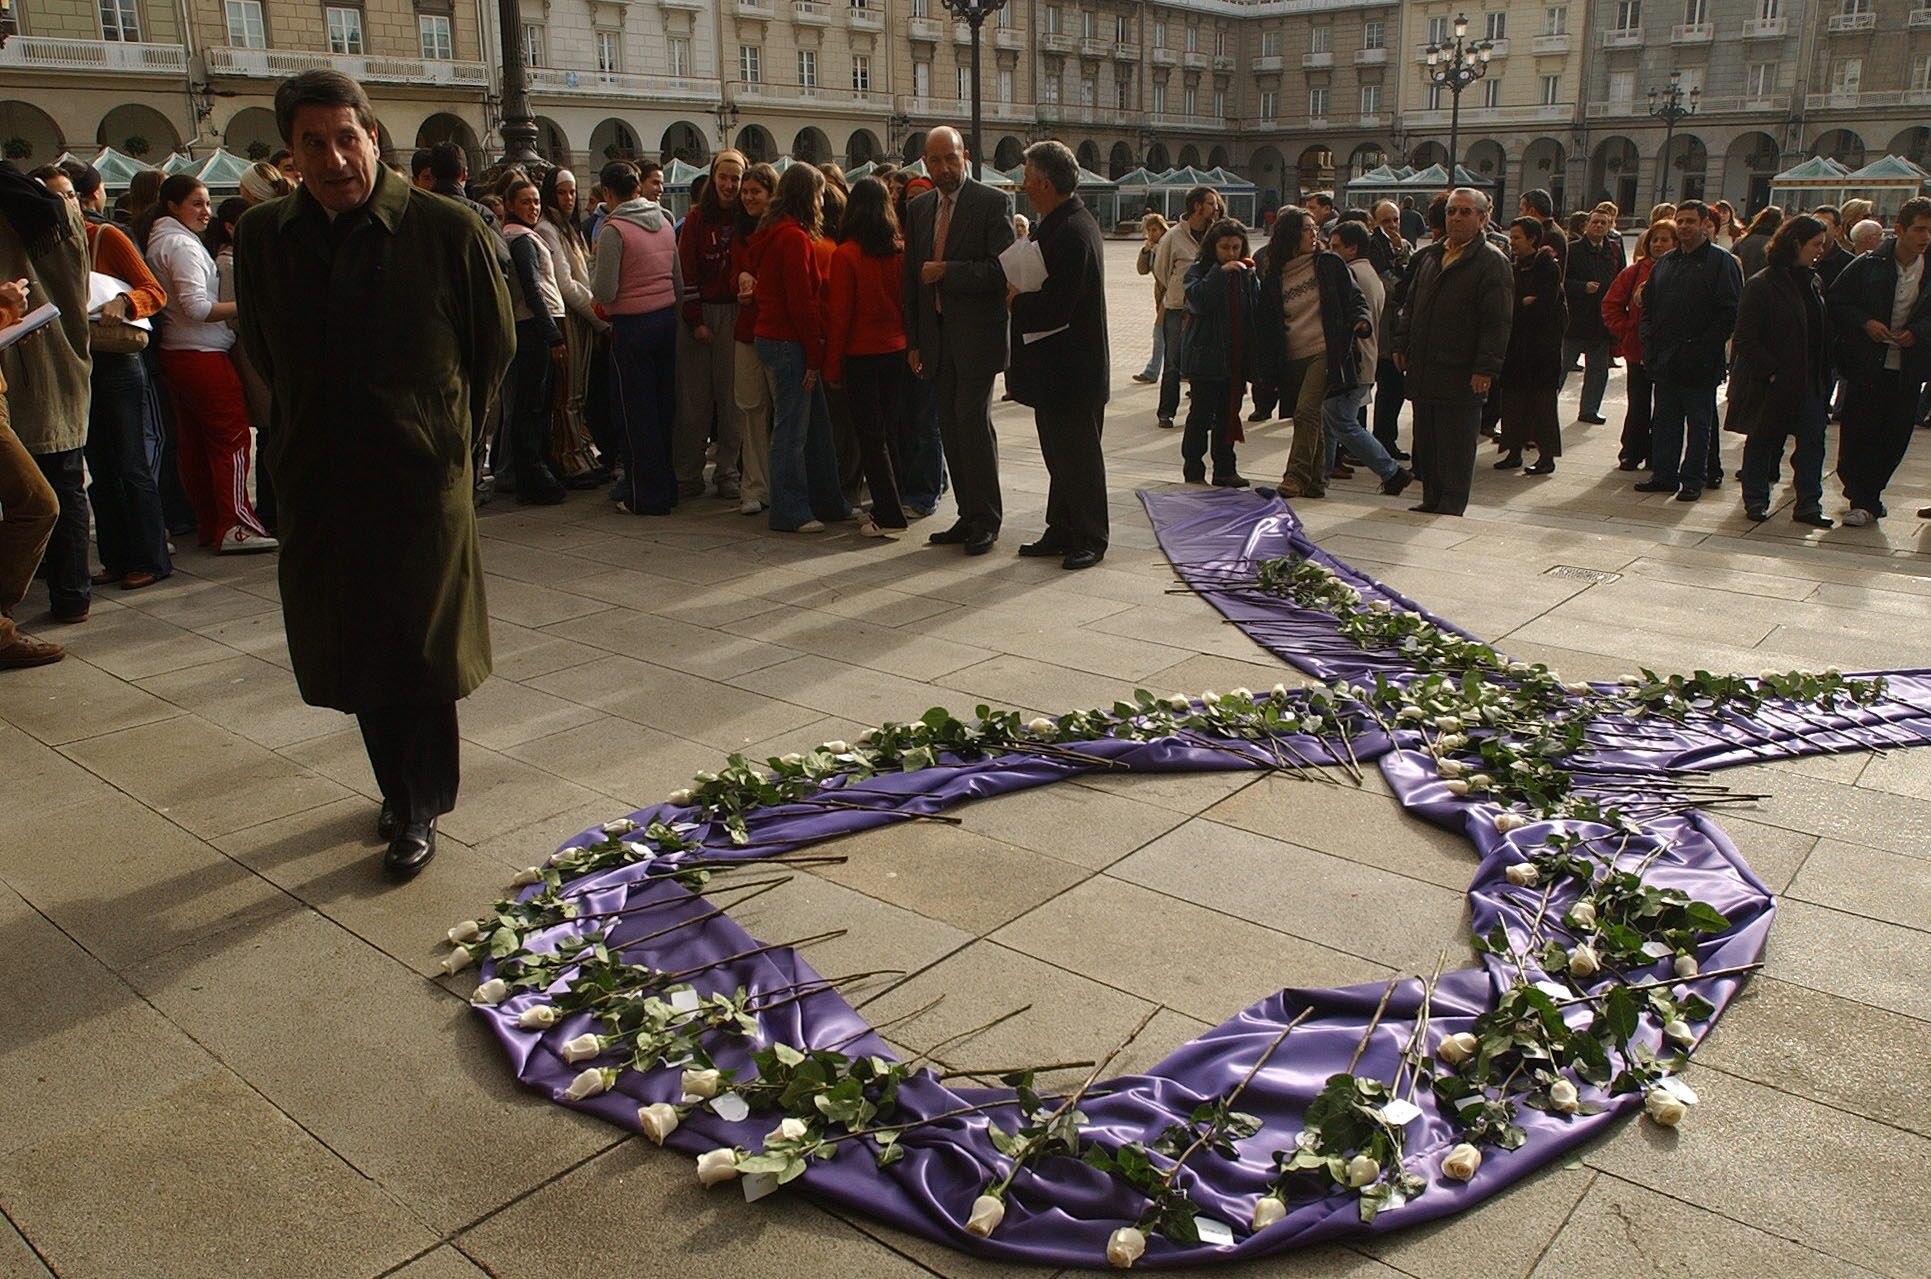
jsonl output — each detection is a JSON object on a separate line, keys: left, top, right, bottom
{"left": 793, "top": 520, "right": 826, "bottom": 533}
{"left": 856, "top": 516, "right": 888, "bottom": 538}
{"left": 218, "top": 526, "right": 278, "bottom": 554}
{"left": 739, "top": 498, "right": 765, "bottom": 516}
{"left": 1842, "top": 508, "right": 1874, "bottom": 527}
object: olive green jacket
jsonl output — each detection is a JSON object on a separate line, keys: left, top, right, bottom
{"left": 0, "top": 200, "right": 92, "bottom": 454}
{"left": 235, "top": 167, "right": 512, "bottom": 712}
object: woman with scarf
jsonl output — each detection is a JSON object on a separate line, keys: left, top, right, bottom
{"left": 501, "top": 177, "right": 568, "bottom": 505}
{"left": 1727, "top": 213, "right": 1835, "bottom": 528}
{"left": 536, "top": 167, "right": 607, "bottom": 489}
{"left": 1602, "top": 218, "right": 1677, "bottom": 472}
{"left": 591, "top": 160, "right": 683, "bottom": 515}
{"left": 1176, "top": 217, "right": 1259, "bottom": 487}
{"left": 1497, "top": 216, "right": 1567, "bottom": 475}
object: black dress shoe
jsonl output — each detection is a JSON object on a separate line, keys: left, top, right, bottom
{"left": 1061, "top": 548, "right": 1104, "bottom": 570}
{"left": 927, "top": 523, "right": 970, "bottom": 545}
{"left": 1578, "top": 414, "right": 1607, "bottom": 425}
{"left": 377, "top": 801, "right": 398, "bottom": 841}
{"left": 1633, "top": 479, "right": 1676, "bottom": 493}
{"left": 1793, "top": 511, "right": 1833, "bottom": 528}
{"left": 1745, "top": 506, "right": 1769, "bottom": 522}
{"left": 1380, "top": 467, "right": 1413, "bottom": 497}
{"left": 1674, "top": 487, "right": 1702, "bottom": 502}
{"left": 1181, "top": 470, "right": 1206, "bottom": 484}
{"left": 1017, "top": 539, "right": 1066, "bottom": 557}
{"left": 1211, "top": 473, "right": 1250, "bottom": 488}
{"left": 1408, "top": 503, "right": 1439, "bottom": 514}
{"left": 1387, "top": 449, "right": 1411, "bottom": 461}
{"left": 1493, "top": 452, "right": 1523, "bottom": 470}
{"left": 963, "top": 530, "right": 997, "bottom": 556}
{"left": 1706, "top": 473, "right": 1722, "bottom": 490}
{"left": 1617, "top": 459, "right": 1641, "bottom": 472}
{"left": 384, "top": 819, "right": 437, "bottom": 878}
{"left": 1524, "top": 458, "right": 1555, "bottom": 476}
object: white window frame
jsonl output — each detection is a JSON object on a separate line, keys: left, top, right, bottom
{"left": 325, "top": 5, "right": 363, "bottom": 56}
{"left": 418, "top": 13, "right": 452, "bottom": 60}
{"left": 98, "top": 0, "right": 140, "bottom": 42}
{"left": 797, "top": 48, "right": 817, "bottom": 88}
{"left": 739, "top": 44, "right": 762, "bottom": 85}
{"left": 852, "top": 53, "right": 871, "bottom": 91}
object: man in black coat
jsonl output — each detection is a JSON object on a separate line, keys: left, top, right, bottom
{"left": 1828, "top": 197, "right": 1931, "bottom": 526}
{"left": 1636, "top": 201, "right": 1743, "bottom": 501}
{"left": 1006, "top": 141, "right": 1109, "bottom": 569}
{"left": 1562, "top": 209, "right": 1621, "bottom": 425}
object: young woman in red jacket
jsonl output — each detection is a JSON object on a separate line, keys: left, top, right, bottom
{"left": 731, "top": 163, "right": 776, "bottom": 515}
{"left": 824, "top": 178, "right": 908, "bottom": 535}
{"left": 751, "top": 163, "right": 854, "bottom": 533}
{"left": 1602, "top": 218, "right": 1677, "bottom": 472}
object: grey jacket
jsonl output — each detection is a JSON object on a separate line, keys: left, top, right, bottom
{"left": 901, "top": 178, "right": 1015, "bottom": 379}
{"left": 1390, "top": 236, "right": 1514, "bottom": 406}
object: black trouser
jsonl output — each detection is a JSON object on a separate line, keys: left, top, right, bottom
{"left": 1034, "top": 399, "right": 1108, "bottom": 553}
{"left": 1182, "top": 378, "right": 1240, "bottom": 479}
{"left": 254, "top": 427, "right": 277, "bottom": 533}
{"left": 1562, "top": 337, "right": 1614, "bottom": 420}
{"left": 357, "top": 702, "right": 461, "bottom": 825}
{"left": 1837, "top": 368, "right": 1924, "bottom": 512}
{"left": 1412, "top": 399, "right": 1481, "bottom": 516}
{"left": 1619, "top": 364, "right": 1653, "bottom": 467}
{"left": 1372, "top": 356, "right": 1406, "bottom": 454}
{"left": 1248, "top": 379, "right": 1280, "bottom": 421}
{"left": 511, "top": 319, "right": 562, "bottom": 497}
{"left": 841, "top": 352, "right": 908, "bottom": 528}
{"left": 31, "top": 449, "right": 89, "bottom": 618}
{"left": 1500, "top": 385, "right": 1562, "bottom": 457}
{"left": 1743, "top": 394, "right": 1828, "bottom": 518}
{"left": 934, "top": 355, "right": 1001, "bottom": 535}
{"left": 86, "top": 352, "right": 171, "bottom": 579}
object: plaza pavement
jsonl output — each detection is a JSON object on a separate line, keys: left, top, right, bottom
{"left": 2, "top": 240, "right": 1927, "bottom": 1279}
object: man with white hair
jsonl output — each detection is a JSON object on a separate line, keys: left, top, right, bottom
{"left": 1851, "top": 219, "right": 1884, "bottom": 255}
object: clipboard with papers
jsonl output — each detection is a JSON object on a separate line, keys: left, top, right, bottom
{"left": 997, "top": 238, "right": 1066, "bottom": 344}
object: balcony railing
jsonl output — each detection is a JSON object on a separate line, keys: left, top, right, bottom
{"left": 1355, "top": 46, "right": 1388, "bottom": 64}
{"left": 1079, "top": 36, "right": 1112, "bottom": 58}
{"left": 1358, "top": 111, "right": 1385, "bottom": 127}
{"left": 1302, "top": 50, "right": 1332, "bottom": 68}
{"left": 1209, "top": 53, "right": 1232, "bottom": 71}
{"left": 1807, "top": 87, "right": 1931, "bottom": 109}
{"left": 528, "top": 67, "right": 719, "bottom": 101}
{"left": 994, "top": 27, "right": 1023, "bottom": 50}
{"left": 659, "top": 0, "right": 706, "bottom": 8}
{"left": 1147, "top": 111, "right": 1226, "bottom": 130}
{"left": 846, "top": 4, "right": 883, "bottom": 31}
{"left": 1252, "top": 53, "right": 1283, "bottom": 71}
{"left": 908, "top": 17, "right": 941, "bottom": 41}
{"left": 1586, "top": 92, "right": 1789, "bottom": 118}
{"left": 0, "top": 35, "right": 187, "bottom": 74}
{"left": 206, "top": 44, "right": 487, "bottom": 85}
{"left": 735, "top": 0, "right": 774, "bottom": 18}
{"left": 733, "top": 81, "right": 891, "bottom": 111}
{"left": 1041, "top": 32, "right": 1076, "bottom": 54}
{"left": 1112, "top": 41, "right": 1138, "bottom": 61}
{"left": 1404, "top": 102, "right": 1573, "bottom": 127}
{"left": 1742, "top": 15, "right": 1786, "bottom": 37}
{"left": 1035, "top": 101, "right": 1103, "bottom": 126}
{"left": 897, "top": 95, "right": 1036, "bottom": 124}
{"left": 1910, "top": 8, "right": 1931, "bottom": 28}
{"left": 794, "top": 1, "right": 830, "bottom": 24}
{"left": 1826, "top": 13, "right": 1876, "bottom": 31}
{"left": 1531, "top": 32, "right": 1571, "bottom": 54}
{"left": 1599, "top": 28, "right": 1643, "bottom": 48}
{"left": 1671, "top": 22, "right": 1713, "bottom": 43}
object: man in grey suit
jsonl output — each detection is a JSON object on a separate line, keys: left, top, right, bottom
{"left": 902, "top": 126, "right": 1015, "bottom": 556}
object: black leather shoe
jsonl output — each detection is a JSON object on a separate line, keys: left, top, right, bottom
{"left": 964, "top": 530, "right": 997, "bottom": 556}
{"left": 1524, "top": 458, "right": 1555, "bottom": 476}
{"left": 384, "top": 819, "right": 436, "bottom": 878}
{"left": 1380, "top": 467, "right": 1413, "bottom": 497}
{"left": 1793, "top": 511, "right": 1833, "bottom": 528}
{"left": 1493, "top": 452, "right": 1523, "bottom": 470}
{"left": 1017, "top": 539, "right": 1065, "bottom": 557}
{"left": 1578, "top": 414, "right": 1607, "bottom": 425}
{"left": 1062, "top": 548, "right": 1104, "bottom": 570}
{"left": 1617, "top": 459, "right": 1641, "bottom": 472}
{"left": 1674, "top": 487, "right": 1702, "bottom": 502}
{"left": 1633, "top": 479, "right": 1676, "bottom": 493}
{"left": 1745, "top": 506, "right": 1769, "bottom": 522}
{"left": 1706, "top": 473, "right": 1722, "bottom": 490}
{"left": 377, "top": 801, "right": 397, "bottom": 841}
{"left": 927, "top": 523, "right": 970, "bottom": 545}
{"left": 1408, "top": 503, "right": 1439, "bottom": 514}
{"left": 1211, "top": 473, "right": 1250, "bottom": 488}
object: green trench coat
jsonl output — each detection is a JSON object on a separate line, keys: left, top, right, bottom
{"left": 235, "top": 168, "right": 513, "bottom": 712}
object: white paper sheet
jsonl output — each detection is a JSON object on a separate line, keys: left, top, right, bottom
{"left": 998, "top": 237, "right": 1047, "bottom": 294}
{"left": 0, "top": 302, "right": 60, "bottom": 353}
{"left": 87, "top": 272, "right": 153, "bottom": 330}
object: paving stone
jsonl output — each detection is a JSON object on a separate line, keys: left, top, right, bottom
{"left": 0, "top": 654, "right": 181, "bottom": 746}
{"left": 137, "top": 653, "right": 344, "bottom": 749}
{"left": 1710, "top": 814, "right": 1818, "bottom": 895}
{"left": 1204, "top": 770, "right": 1481, "bottom": 892}
{"left": 126, "top": 910, "right": 616, "bottom": 1235}
{"left": 0, "top": 720, "right": 118, "bottom": 819}
{"left": 526, "top": 653, "right": 823, "bottom": 752}
{"left": 1854, "top": 744, "right": 1931, "bottom": 803}
{"left": 726, "top": 870, "right": 973, "bottom": 999}
{"left": 808, "top": 822, "right": 1092, "bottom": 936}
{"left": 448, "top": 676, "right": 605, "bottom": 752}
{"left": 541, "top": 607, "right": 799, "bottom": 681}
{"left": 478, "top": 573, "right": 613, "bottom": 629}
{"left": 951, "top": 779, "right": 1184, "bottom": 870}
{"left": 1787, "top": 838, "right": 1931, "bottom": 932}
{"left": 385, "top": 1246, "right": 492, "bottom": 1278}
{"left": 1761, "top": 899, "right": 1931, "bottom": 1022}
{"left": 483, "top": 618, "right": 604, "bottom": 684}
{"left": 1354, "top": 1164, "right": 1596, "bottom": 1279}
{"left": 0, "top": 1071, "right": 434, "bottom": 1278}
{"left": 935, "top": 652, "right": 1156, "bottom": 718}
{"left": 503, "top": 718, "right": 727, "bottom": 811}
{"left": 1074, "top": 766, "right": 1262, "bottom": 815}
{"left": 187, "top": 607, "right": 293, "bottom": 668}
{"left": 723, "top": 607, "right": 995, "bottom": 681}
{"left": 42, "top": 602, "right": 236, "bottom": 681}
{"left": 734, "top": 653, "right": 959, "bottom": 725}
{"left": 916, "top": 604, "right": 1195, "bottom": 681}
{"left": 1532, "top": 1172, "right": 1885, "bottom": 1279}
{"left": 0, "top": 1218, "right": 51, "bottom": 1279}
{"left": 456, "top": 1140, "right": 929, "bottom": 1278}
{"left": 1721, "top": 765, "right": 1931, "bottom": 860}
{"left": 472, "top": 537, "right": 611, "bottom": 585}
{"left": 994, "top": 875, "right": 1391, "bottom": 1023}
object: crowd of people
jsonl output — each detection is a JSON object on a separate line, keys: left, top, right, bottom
{"left": 1137, "top": 180, "right": 1930, "bottom": 526}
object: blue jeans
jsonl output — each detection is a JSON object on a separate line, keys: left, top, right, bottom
{"left": 898, "top": 363, "right": 947, "bottom": 513}
{"left": 86, "top": 351, "right": 171, "bottom": 578}
{"left": 1140, "top": 316, "right": 1165, "bottom": 380}
{"left": 1742, "top": 394, "right": 1827, "bottom": 517}
{"left": 755, "top": 337, "right": 850, "bottom": 530}
{"left": 1648, "top": 380, "right": 1717, "bottom": 491}
{"left": 1157, "top": 308, "right": 1185, "bottom": 420}
{"left": 1323, "top": 384, "right": 1400, "bottom": 480}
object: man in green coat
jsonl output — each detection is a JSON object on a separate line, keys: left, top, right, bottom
{"left": 236, "top": 71, "right": 512, "bottom": 877}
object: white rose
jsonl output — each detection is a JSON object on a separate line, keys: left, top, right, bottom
{"left": 560, "top": 1033, "right": 606, "bottom": 1065}
{"left": 469, "top": 978, "right": 509, "bottom": 1007}
{"left": 668, "top": 788, "right": 694, "bottom": 806}
{"left": 1370, "top": 599, "right": 1393, "bottom": 613}
{"left": 1507, "top": 662, "right": 1532, "bottom": 675}
{"left": 695, "top": 770, "right": 719, "bottom": 783}
{"left": 1168, "top": 695, "right": 1192, "bottom": 711}
{"left": 446, "top": 919, "right": 483, "bottom": 945}
{"left": 1345, "top": 1154, "right": 1381, "bottom": 1188}
{"left": 1027, "top": 717, "right": 1055, "bottom": 735}
{"left": 511, "top": 866, "right": 543, "bottom": 887}
{"left": 1673, "top": 954, "right": 1699, "bottom": 979}
{"left": 780, "top": 752, "right": 803, "bottom": 766}
{"left": 823, "top": 740, "right": 850, "bottom": 754}
{"left": 1250, "top": 1194, "right": 1287, "bottom": 1230}
{"left": 1272, "top": 683, "right": 1290, "bottom": 698}
{"left": 1435, "top": 715, "right": 1462, "bottom": 732}
{"left": 439, "top": 947, "right": 474, "bottom": 976}
{"left": 1663, "top": 1019, "right": 1694, "bottom": 1046}
{"left": 1439, "top": 733, "right": 1468, "bottom": 749}
{"left": 1824, "top": 665, "right": 1841, "bottom": 677}
{"left": 1548, "top": 1078, "right": 1580, "bottom": 1113}
{"left": 1202, "top": 689, "right": 1221, "bottom": 703}
{"left": 680, "top": 1068, "right": 721, "bottom": 1100}
{"left": 1563, "top": 681, "right": 1592, "bottom": 695}
{"left": 1493, "top": 813, "right": 1529, "bottom": 834}
{"left": 638, "top": 1102, "right": 680, "bottom": 1145}
{"left": 696, "top": 1148, "right": 740, "bottom": 1186}
{"left": 1568, "top": 901, "right": 1597, "bottom": 930}
{"left": 517, "top": 1004, "right": 559, "bottom": 1031}
{"left": 1436, "top": 1031, "right": 1478, "bottom": 1067}
{"left": 1397, "top": 707, "right": 1426, "bottom": 722}
{"left": 1759, "top": 669, "right": 1781, "bottom": 683}
{"left": 1438, "top": 759, "right": 1465, "bottom": 777}
{"left": 1440, "top": 1143, "right": 1482, "bottom": 1181}
{"left": 1445, "top": 780, "right": 1470, "bottom": 796}
{"left": 1106, "top": 1226, "right": 1147, "bottom": 1268}
{"left": 1568, "top": 945, "right": 1601, "bottom": 978}
{"left": 965, "top": 1193, "right": 1006, "bottom": 1237}
{"left": 602, "top": 818, "right": 638, "bottom": 836}
{"left": 1505, "top": 862, "right": 1540, "bottom": 887}
{"left": 1620, "top": 674, "right": 1641, "bottom": 686}
{"left": 858, "top": 729, "right": 879, "bottom": 744}
{"left": 563, "top": 1067, "right": 608, "bottom": 1101}
{"left": 767, "top": 1116, "right": 809, "bottom": 1144}
{"left": 1644, "top": 1088, "right": 1689, "bottom": 1127}
{"left": 1468, "top": 773, "right": 1494, "bottom": 790}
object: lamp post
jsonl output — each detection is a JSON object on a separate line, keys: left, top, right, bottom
{"left": 1424, "top": 14, "right": 1492, "bottom": 184}
{"left": 496, "top": 0, "right": 541, "bottom": 167}
{"left": 943, "top": 0, "right": 1008, "bottom": 170}
{"left": 1648, "top": 69, "right": 1699, "bottom": 204}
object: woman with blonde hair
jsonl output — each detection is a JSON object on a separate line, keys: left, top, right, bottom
{"left": 1133, "top": 211, "right": 1171, "bottom": 382}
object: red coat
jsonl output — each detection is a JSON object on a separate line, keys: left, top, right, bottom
{"left": 824, "top": 239, "right": 906, "bottom": 383}
{"left": 676, "top": 202, "right": 736, "bottom": 328}
{"left": 752, "top": 215, "right": 827, "bottom": 368}
{"left": 1602, "top": 258, "right": 1654, "bottom": 364}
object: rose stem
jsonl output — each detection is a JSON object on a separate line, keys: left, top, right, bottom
{"left": 826, "top": 995, "right": 947, "bottom": 1053}
{"left": 745, "top": 969, "right": 909, "bottom": 1015}
{"left": 908, "top": 1004, "right": 1036, "bottom": 1067}
{"left": 1346, "top": 978, "right": 1403, "bottom": 1073}
{"left": 938, "top": 1060, "right": 1098, "bottom": 1080}
{"left": 1162, "top": 1007, "right": 1315, "bottom": 1183}
{"left": 1553, "top": 962, "right": 1762, "bottom": 1005}
{"left": 577, "top": 876, "right": 792, "bottom": 930}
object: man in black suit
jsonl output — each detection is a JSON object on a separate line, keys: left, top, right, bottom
{"left": 1006, "top": 140, "right": 1110, "bottom": 570}
{"left": 902, "top": 126, "right": 1016, "bottom": 556}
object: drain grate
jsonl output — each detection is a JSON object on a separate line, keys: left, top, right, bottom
{"left": 1543, "top": 565, "right": 1622, "bottom": 584}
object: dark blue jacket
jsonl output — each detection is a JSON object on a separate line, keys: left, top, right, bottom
{"left": 1639, "top": 240, "right": 1742, "bottom": 387}
{"left": 1176, "top": 252, "right": 1259, "bottom": 383}
{"left": 1827, "top": 238, "right": 1931, "bottom": 383}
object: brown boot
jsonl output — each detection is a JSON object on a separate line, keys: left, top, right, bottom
{"left": 0, "top": 635, "right": 65, "bottom": 669}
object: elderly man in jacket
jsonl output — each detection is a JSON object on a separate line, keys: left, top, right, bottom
{"left": 1007, "top": 140, "right": 1110, "bottom": 570}
{"left": 237, "top": 71, "right": 513, "bottom": 877}
{"left": 1829, "top": 196, "right": 1931, "bottom": 527}
{"left": 1636, "top": 200, "right": 1743, "bottom": 501}
{"left": 1390, "top": 188, "right": 1513, "bottom": 517}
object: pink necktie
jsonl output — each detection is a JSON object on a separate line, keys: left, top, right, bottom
{"left": 932, "top": 196, "right": 952, "bottom": 312}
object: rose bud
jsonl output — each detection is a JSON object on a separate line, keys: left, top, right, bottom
{"left": 1231, "top": 687, "right": 1254, "bottom": 700}
{"left": 602, "top": 818, "right": 639, "bottom": 836}
{"left": 1468, "top": 773, "right": 1494, "bottom": 790}
{"left": 680, "top": 1068, "right": 721, "bottom": 1100}
{"left": 561, "top": 1034, "right": 606, "bottom": 1065}
{"left": 469, "top": 978, "right": 509, "bottom": 1007}
{"left": 823, "top": 740, "right": 851, "bottom": 754}
{"left": 766, "top": 1117, "right": 809, "bottom": 1144}
{"left": 439, "top": 947, "right": 474, "bottom": 976}
{"left": 1106, "top": 1226, "right": 1147, "bottom": 1268}
{"left": 563, "top": 1067, "right": 609, "bottom": 1101}
{"left": 1759, "top": 669, "right": 1781, "bottom": 683}
{"left": 1644, "top": 1086, "right": 1690, "bottom": 1126}
{"left": 965, "top": 1193, "right": 1006, "bottom": 1237}
{"left": 1548, "top": 1078, "right": 1581, "bottom": 1113}
{"left": 1345, "top": 1154, "right": 1381, "bottom": 1187}
{"left": 1440, "top": 1143, "right": 1482, "bottom": 1181}
{"left": 1437, "top": 759, "right": 1465, "bottom": 777}
{"left": 1445, "top": 780, "right": 1471, "bottom": 796}
{"left": 779, "top": 752, "right": 803, "bottom": 766}
{"left": 1568, "top": 944, "right": 1601, "bottom": 978}
{"left": 1436, "top": 1031, "right": 1479, "bottom": 1067}
{"left": 696, "top": 1148, "right": 740, "bottom": 1186}
{"left": 667, "top": 788, "right": 694, "bottom": 806}
{"left": 511, "top": 866, "right": 543, "bottom": 887}
{"left": 695, "top": 770, "right": 720, "bottom": 783}
{"left": 1397, "top": 706, "right": 1426, "bottom": 722}
{"left": 446, "top": 919, "right": 484, "bottom": 945}
{"left": 1272, "top": 683, "right": 1290, "bottom": 698}
{"left": 1026, "top": 717, "right": 1055, "bottom": 735}
{"left": 1568, "top": 900, "right": 1597, "bottom": 930}
{"left": 1370, "top": 599, "right": 1393, "bottom": 613}
{"left": 1493, "top": 813, "right": 1529, "bottom": 834}
{"left": 1505, "top": 862, "right": 1540, "bottom": 887}
{"left": 1673, "top": 954, "right": 1699, "bottom": 979}
{"left": 1434, "top": 715, "right": 1462, "bottom": 732}
{"left": 1663, "top": 1019, "right": 1694, "bottom": 1046}
{"left": 1563, "top": 680, "right": 1592, "bottom": 695}
{"left": 638, "top": 1102, "right": 680, "bottom": 1145}
{"left": 1201, "top": 689, "right": 1221, "bottom": 703}
{"left": 517, "top": 1004, "right": 559, "bottom": 1031}
{"left": 1250, "top": 1193, "right": 1287, "bottom": 1230}
{"left": 1168, "top": 695, "right": 1192, "bottom": 711}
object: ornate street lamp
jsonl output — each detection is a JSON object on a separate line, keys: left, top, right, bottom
{"left": 496, "top": 0, "right": 542, "bottom": 167}
{"left": 1648, "top": 69, "right": 1699, "bottom": 203}
{"left": 1424, "top": 14, "right": 1492, "bottom": 184}
{"left": 943, "top": 0, "right": 1008, "bottom": 170}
